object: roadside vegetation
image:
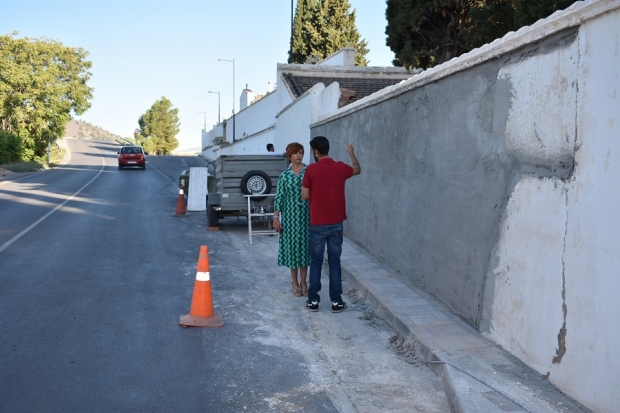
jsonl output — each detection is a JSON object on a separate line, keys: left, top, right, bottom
{"left": 0, "top": 32, "right": 93, "bottom": 167}
{"left": 0, "top": 140, "right": 65, "bottom": 172}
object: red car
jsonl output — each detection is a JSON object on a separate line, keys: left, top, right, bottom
{"left": 118, "top": 146, "right": 146, "bottom": 170}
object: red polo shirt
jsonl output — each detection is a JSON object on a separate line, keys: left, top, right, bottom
{"left": 302, "top": 158, "right": 353, "bottom": 226}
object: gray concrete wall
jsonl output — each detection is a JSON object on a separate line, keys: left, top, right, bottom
{"left": 312, "top": 30, "right": 577, "bottom": 326}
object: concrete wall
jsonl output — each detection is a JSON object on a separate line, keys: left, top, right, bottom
{"left": 233, "top": 90, "right": 277, "bottom": 141}
{"left": 216, "top": 126, "right": 276, "bottom": 156}
{"left": 240, "top": 89, "right": 253, "bottom": 110}
{"left": 275, "top": 82, "right": 340, "bottom": 164}
{"left": 202, "top": 89, "right": 278, "bottom": 159}
{"left": 319, "top": 47, "right": 355, "bottom": 66}
{"left": 310, "top": 1, "right": 620, "bottom": 411}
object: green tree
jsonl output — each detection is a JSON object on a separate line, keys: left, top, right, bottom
{"left": 511, "top": 0, "right": 578, "bottom": 28}
{"left": 385, "top": 0, "right": 581, "bottom": 70}
{"left": 461, "top": 0, "right": 517, "bottom": 52}
{"left": 137, "top": 97, "right": 180, "bottom": 155}
{"left": 288, "top": 0, "right": 318, "bottom": 63}
{"left": 385, "top": 0, "right": 470, "bottom": 70}
{"left": 288, "top": 0, "right": 369, "bottom": 66}
{"left": 0, "top": 32, "right": 93, "bottom": 161}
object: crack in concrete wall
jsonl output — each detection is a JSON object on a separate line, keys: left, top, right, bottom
{"left": 553, "top": 187, "right": 569, "bottom": 365}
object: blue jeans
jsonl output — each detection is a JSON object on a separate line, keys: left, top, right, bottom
{"left": 308, "top": 223, "right": 344, "bottom": 304}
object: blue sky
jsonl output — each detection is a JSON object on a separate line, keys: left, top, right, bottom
{"left": 1, "top": 1, "right": 395, "bottom": 150}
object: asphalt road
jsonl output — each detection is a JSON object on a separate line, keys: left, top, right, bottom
{"left": 0, "top": 139, "right": 448, "bottom": 412}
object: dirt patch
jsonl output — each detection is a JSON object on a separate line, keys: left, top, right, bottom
{"left": 0, "top": 167, "right": 17, "bottom": 177}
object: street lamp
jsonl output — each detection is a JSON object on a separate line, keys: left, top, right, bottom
{"left": 196, "top": 111, "right": 206, "bottom": 131}
{"left": 208, "top": 91, "right": 220, "bottom": 124}
{"left": 216, "top": 57, "right": 235, "bottom": 142}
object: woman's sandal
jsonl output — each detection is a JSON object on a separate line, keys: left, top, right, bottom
{"left": 301, "top": 285, "right": 308, "bottom": 296}
{"left": 293, "top": 284, "right": 302, "bottom": 297}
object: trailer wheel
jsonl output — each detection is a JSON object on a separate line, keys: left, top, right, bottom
{"left": 207, "top": 204, "right": 220, "bottom": 228}
{"left": 240, "top": 170, "right": 272, "bottom": 201}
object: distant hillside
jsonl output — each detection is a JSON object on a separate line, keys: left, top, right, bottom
{"left": 66, "top": 120, "right": 134, "bottom": 144}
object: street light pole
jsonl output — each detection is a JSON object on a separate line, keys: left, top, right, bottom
{"left": 216, "top": 57, "right": 235, "bottom": 142}
{"left": 208, "top": 91, "right": 220, "bottom": 123}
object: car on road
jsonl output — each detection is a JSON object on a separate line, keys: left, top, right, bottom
{"left": 118, "top": 146, "right": 146, "bottom": 170}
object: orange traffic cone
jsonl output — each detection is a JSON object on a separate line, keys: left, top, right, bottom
{"left": 174, "top": 186, "right": 186, "bottom": 215}
{"left": 179, "top": 246, "right": 224, "bottom": 328}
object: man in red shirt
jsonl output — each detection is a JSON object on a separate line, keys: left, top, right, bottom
{"left": 301, "top": 136, "right": 361, "bottom": 312}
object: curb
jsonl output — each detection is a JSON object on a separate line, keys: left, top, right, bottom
{"left": 338, "top": 238, "right": 588, "bottom": 413}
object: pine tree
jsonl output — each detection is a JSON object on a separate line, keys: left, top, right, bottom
{"left": 288, "top": 0, "right": 369, "bottom": 66}
{"left": 137, "top": 97, "right": 180, "bottom": 155}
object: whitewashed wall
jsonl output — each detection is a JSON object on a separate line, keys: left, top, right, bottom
{"left": 488, "top": 7, "right": 620, "bottom": 412}
{"left": 274, "top": 82, "right": 340, "bottom": 164}
{"left": 215, "top": 126, "right": 276, "bottom": 156}
{"left": 204, "top": 77, "right": 342, "bottom": 162}
{"left": 202, "top": 88, "right": 279, "bottom": 159}
{"left": 202, "top": 122, "right": 224, "bottom": 161}
{"left": 233, "top": 91, "right": 277, "bottom": 141}
{"left": 274, "top": 86, "right": 318, "bottom": 162}
{"left": 319, "top": 47, "right": 355, "bottom": 66}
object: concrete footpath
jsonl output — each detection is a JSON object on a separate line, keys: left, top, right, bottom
{"left": 337, "top": 238, "right": 588, "bottom": 413}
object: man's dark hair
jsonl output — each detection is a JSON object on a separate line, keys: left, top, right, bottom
{"left": 309, "top": 136, "right": 329, "bottom": 155}
{"left": 266, "top": 143, "right": 274, "bottom": 152}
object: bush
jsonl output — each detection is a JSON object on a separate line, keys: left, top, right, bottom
{"left": 1, "top": 161, "right": 42, "bottom": 172}
{"left": 0, "top": 132, "right": 23, "bottom": 164}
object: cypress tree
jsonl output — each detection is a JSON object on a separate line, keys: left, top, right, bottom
{"left": 288, "top": 0, "right": 318, "bottom": 64}
{"left": 386, "top": 0, "right": 581, "bottom": 70}
{"left": 288, "top": 0, "right": 369, "bottom": 66}
{"left": 318, "top": 0, "right": 369, "bottom": 66}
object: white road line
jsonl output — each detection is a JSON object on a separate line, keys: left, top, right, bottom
{"left": 0, "top": 144, "right": 104, "bottom": 254}
{"left": 147, "top": 162, "right": 177, "bottom": 186}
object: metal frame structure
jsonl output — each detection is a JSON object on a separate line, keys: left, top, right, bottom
{"left": 245, "top": 194, "right": 277, "bottom": 244}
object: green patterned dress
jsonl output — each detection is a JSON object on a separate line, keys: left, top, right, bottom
{"left": 274, "top": 165, "right": 310, "bottom": 268}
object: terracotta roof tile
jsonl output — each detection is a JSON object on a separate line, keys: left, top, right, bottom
{"left": 283, "top": 73, "right": 403, "bottom": 106}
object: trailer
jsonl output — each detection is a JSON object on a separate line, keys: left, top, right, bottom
{"left": 206, "top": 154, "right": 289, "bottom": 228}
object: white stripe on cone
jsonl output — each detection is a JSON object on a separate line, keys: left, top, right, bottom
{"left": 196, "top": 271, "right": 210, "bottom": 281}
{"left": 179, "top": 189, "right": 184, "bottom": 195}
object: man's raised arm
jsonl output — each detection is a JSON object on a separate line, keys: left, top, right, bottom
{"left": 346, "top": 143, "right": 361, "bottom": 176}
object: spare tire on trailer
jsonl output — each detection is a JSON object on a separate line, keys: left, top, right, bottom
{"left": 240, "top": 170, "right": 272, "bottom": 201}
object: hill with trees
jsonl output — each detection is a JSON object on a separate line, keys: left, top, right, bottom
{"left": 71, "top": 120, "right": 132, "bottom": 143}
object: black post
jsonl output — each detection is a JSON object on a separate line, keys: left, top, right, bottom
{"left": 291, "top": 0, "right": 294, "bottom": 41}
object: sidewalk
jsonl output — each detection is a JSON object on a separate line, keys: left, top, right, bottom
{"left": 338, "top": 238, "right": 588, "bottom": 413}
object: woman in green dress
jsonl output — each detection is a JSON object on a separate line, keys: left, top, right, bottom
{"left": 273, "top": 142, "right": 310, "bottom": 297}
